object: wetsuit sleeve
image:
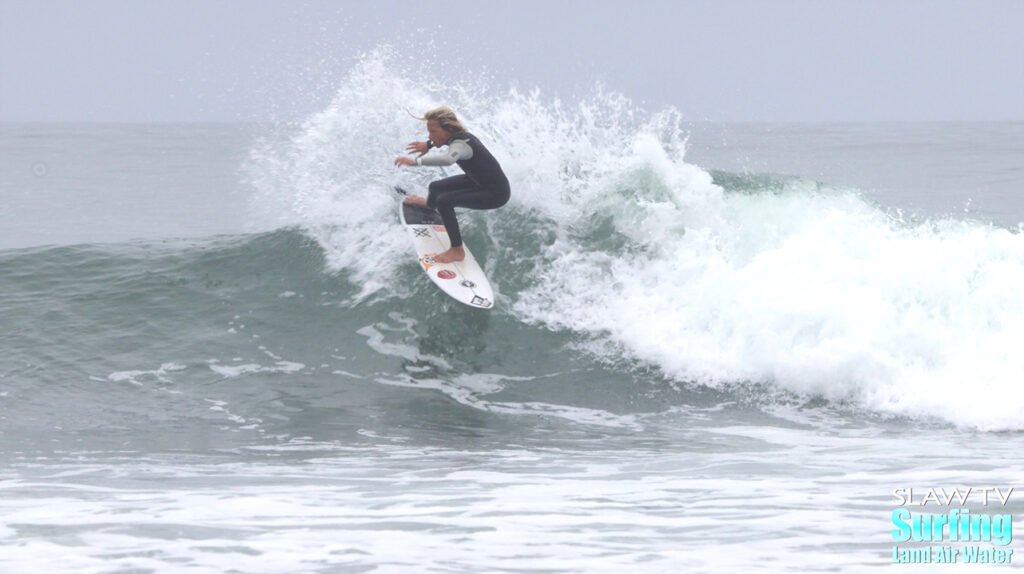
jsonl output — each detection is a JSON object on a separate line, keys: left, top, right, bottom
{"left": 416, "top": 139, "right": 473, "bottom": 166}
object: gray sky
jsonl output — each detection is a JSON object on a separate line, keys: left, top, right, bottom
{"left": 2, "top": 0, "right": 1022, "bottom": 122}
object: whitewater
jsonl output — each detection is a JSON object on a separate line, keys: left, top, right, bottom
{"left": 2, "top": 52, "right": 1023, "bottom": 572}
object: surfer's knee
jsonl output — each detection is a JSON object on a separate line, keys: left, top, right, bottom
{"left": 434, "top": 193, "right": 457, "bottom": 211}
{"left": 495, "top": 190, "right": 510, "bottom": 208}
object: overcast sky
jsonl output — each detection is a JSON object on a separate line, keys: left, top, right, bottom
{"left": 2, "top": 0, "right": 1022, "bottom": 122}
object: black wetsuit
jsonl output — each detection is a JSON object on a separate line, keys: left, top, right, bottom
{"left": 422, "top": 132, "right": 510, "bottom": 248}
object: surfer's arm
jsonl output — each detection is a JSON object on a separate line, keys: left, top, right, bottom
{"left": 415, "top": 139, "right": 473, "bottom": 166}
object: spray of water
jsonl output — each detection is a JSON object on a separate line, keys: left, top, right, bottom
{"left": 247, "top": 49, "right": 1024, "bottom": 430}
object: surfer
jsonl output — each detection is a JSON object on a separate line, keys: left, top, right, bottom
{"left": 395, "top": 106, "right": 510, "bottom": 263}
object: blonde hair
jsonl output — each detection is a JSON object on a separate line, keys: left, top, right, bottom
{"left": 418, "top": 106, "right": 466, "bottom": 135}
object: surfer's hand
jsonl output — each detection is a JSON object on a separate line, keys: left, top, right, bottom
{"left": 394, "top": 156, "right": 415, "bottom": 167}
{"left": 406, "top": 141, "right": 429, "bottom": 156}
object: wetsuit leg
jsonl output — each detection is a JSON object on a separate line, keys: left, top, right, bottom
{"left": 426, "top": 175, "right": 473, "bottom": 207}
{"left": 427, "top": 175, "right": 510, "bottom": 248}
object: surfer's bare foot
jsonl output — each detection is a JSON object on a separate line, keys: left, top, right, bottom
{"left": 432, "top": 246, "right": 465, "bottom": 263}
{"left": 402, "top": 195, "right": 429, "bottom": 208}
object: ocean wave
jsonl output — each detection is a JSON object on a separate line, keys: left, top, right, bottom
{"left": 7, "top": 51, "right": 1023, "bottom": 431}
{"left": 242, "top": 50, "right": 1024, "bottom": 430}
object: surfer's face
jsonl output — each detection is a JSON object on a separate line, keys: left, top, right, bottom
{"left": 427, "top": 120, "right": 449, "bottom": 146}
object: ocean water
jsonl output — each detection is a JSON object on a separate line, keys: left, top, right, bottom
{"left": 3, "top": 55, "right": 1024, "bottom": 573}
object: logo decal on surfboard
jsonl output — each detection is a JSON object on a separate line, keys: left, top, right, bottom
{"left": 437, "top": 270, "right": 456, "bottom": 280}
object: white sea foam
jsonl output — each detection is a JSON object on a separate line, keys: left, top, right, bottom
{"left": 517, "top": 169, "right": 1024, "bottom": 430}
{"left": 108, "top": 362, "right": 187, "bottom": 386}
{"left": 5, "top": 431, "right": 1019, "bottom": 574}
{"left": 207, "top": 360, "right": 305, "bottom": 379}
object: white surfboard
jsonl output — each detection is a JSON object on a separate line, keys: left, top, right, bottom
{"left": 396, "top": 187, "right": 495, "bottom": 309}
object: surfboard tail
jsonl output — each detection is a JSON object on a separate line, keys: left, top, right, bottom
{"left": 397, "top": 192, "right": 495, "bottom": 309}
